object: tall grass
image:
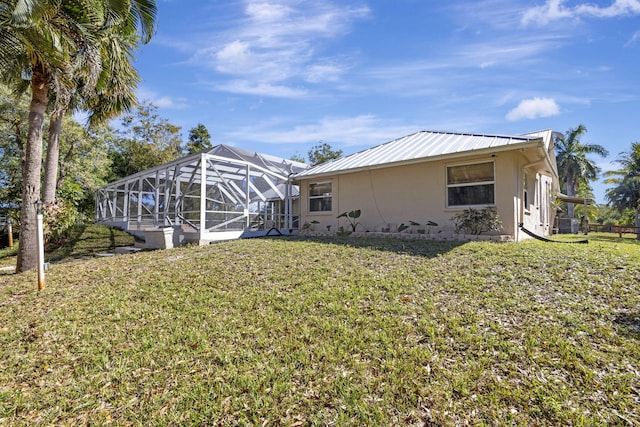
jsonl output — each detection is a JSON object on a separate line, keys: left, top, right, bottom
{"left": 1, "top": 232, "right": 639, "bottom": 425}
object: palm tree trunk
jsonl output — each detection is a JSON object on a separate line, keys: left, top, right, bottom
{"left": 16, "top": 66, "right": 48, "bottom": 273}
{"left": 42, "top": 112, "right": 63, "bottom": 204}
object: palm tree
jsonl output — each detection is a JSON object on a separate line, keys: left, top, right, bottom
{"left": 42, "top": 5, "right": 148, "bottom": 203}
{"left": 555, "top": 124, "right": 608, "bottom": 218}
{"left": 1, "top": 0, "right": 69, "bottom": 272}
{"left": 0, "top": 0, "right": 156, "bottom": 273}
{"left": 605, "top": 142, "right": 640, "bottom": 239}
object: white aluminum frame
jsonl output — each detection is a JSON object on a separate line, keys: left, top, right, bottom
{"left": 95, "top": 145, "right": 306, "bottom": 243}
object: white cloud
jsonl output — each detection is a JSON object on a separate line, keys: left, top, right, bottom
{"left": 215, "top": 80, "right": 308, "bottom": 98}
{"left": 576, "top": 0, "right": 640, "bottom": 18}
{"left": 522, "top": 0, "right": 640, "bottom": 26}
{"left": 626, "top": 30, "right": 640, "bottom": 46}
{"left": 195, "top": 0, "right": 370, "bottom": 96}
{"left": 153, "top": 96, "right": 187, "bottom": 109}
{"left": 225, "top": 115, "right": 418, "bottom": 146}
{"left": 137, "top": 88, "right": 189, "bottom": 109}
{"left": 459, "top": 35, "right": 565, "bottom": 67}
{"left": 245, "top": 2, "right": 292, "bottom": 22}
{"left": 521, "top": 0, "right": 574, "bottom": 26}
{"left": 305, "top": 63, "right": 347, "bottom": 83}
{"left": 357, "top": 32, "right": 565, "bottom": 99}
{"left": 506, "top": 97, "right": 560, "bottom": 121}
{"left": 216, "top": 40, "right": 251, "bottom": 64}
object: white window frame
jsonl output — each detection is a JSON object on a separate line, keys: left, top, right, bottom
{"left": 446, "top": 161, "right": 496, "bottom": 208}
{"left": 308, "top": 181, "right": 332, "bottom": 213}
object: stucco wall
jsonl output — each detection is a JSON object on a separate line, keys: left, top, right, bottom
{"left": 298, "top": 149, "right": 554, "bottom": 240}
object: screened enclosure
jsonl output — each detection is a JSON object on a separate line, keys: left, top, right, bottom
{"left": 95, "top": 145, "right": 307, "bottom": 244}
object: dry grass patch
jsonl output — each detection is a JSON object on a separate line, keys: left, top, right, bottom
{"left": 1, "top": 233, "right": 639, "bottom": 425}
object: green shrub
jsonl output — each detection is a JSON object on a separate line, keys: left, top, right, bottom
{"left": 450, "top": 207, "right": 502, "bottom": 235}
{"left": 43, "top": 201, "right": 81, "bottom": 247}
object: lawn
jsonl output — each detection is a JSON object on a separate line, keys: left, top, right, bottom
{"left": 0, "top": 223, "right": 136, "bottom": 270}
{"left": 1, "top": 230, "right": 639, "bottom": 425}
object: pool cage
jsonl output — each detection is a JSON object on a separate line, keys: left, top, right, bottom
{"left": 95, "top": 145, "right": 308, "bottom": 244}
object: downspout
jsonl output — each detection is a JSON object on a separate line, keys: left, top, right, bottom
{"left": 516, "top": 165, "right": 521, "bottom": 242}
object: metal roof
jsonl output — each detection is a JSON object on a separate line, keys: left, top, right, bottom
{"left": 293, "top": 130, "right": 553, "bottom": 179}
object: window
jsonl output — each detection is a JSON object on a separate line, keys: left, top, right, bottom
{"left": 446, "top": 162, "right": 495, "bottom": 207}
{"left": 309, "top": 182, "right": 332, "bottom": 212}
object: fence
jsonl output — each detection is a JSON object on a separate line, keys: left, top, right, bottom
{"left": 589, "top": 223, "right": 640, "bottom": 237}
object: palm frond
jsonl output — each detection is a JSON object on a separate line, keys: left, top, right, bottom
{"left": 10, "top": 0, "right": 49, "bottom": 26}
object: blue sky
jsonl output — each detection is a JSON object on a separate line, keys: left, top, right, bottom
{"left": 132, "top": 0, "right": 640, "bottom": 203}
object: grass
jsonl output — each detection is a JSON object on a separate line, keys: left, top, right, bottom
{"left": 45, "top": 223, "right": 136, "bottom": 261}
{"left": 0, "top": 245, "right": 17, "bottom": 269}
{"left": 1, "top": 229, "right": 639, "bottom": 425}
{"left": 0, "top": 223, "right": 135, "bottom": 269}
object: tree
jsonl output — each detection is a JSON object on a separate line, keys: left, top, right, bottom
{"left": 53, "top": 118, "right": 112, "bottom": 213}
{"left": 42, "top": 0, "right": 156, "bottom": 203}
{"left": 594, "top": 204, "right": 622, "bottom": 226}
{"left": 571, "top": 180, "right": 599, "bottom": 221}
{"left": 1, "top": 82, "right": 114, "bottom": 239}
{"left": 1, "top": 2, "right": 75, "bottom": 271}
{"left": 185, "top": 123, "right": 212, "bottom": 154}
{"left": 605, "top": 142, "right": 640, "bottom": 239}
{"left": 307, "top": 142, "right": 343, "bottom": 166}
{"left": 42, "top": 114, "right": 63, "bottom": 203}
{"left": 289, "top": 153, "right": 306, "bottom": 163}
{"left": 108, "top": 101, "right": 183, "bottom": 180}
{"left": 555, "top": 125, "right": 608, "bottom": 218}
{"left": 0, "top": 0, "right": 156, "bottom": 272}
{"left": 0, "top": 85, "right": 29, "bottom": 206}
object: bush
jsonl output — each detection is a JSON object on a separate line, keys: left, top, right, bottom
{"left": 450, "top": 207, "right": 503, "bottom": 235}
{"left": 43, "top": 201, "right": 81, "bottom": 247}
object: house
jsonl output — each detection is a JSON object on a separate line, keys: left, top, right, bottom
{"left": 291, "top": 130, "right": 559, "bottom": 242}
{"left": 95, "top": 130, "right": 559, "bottom": 246}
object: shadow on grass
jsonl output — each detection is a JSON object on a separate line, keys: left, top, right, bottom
{"left": 585, "top": 233, "right": 640, "bottom": 245}
{"left": 46, "top": 223, "right": 136, "bottom": 262}
{"left": 615, "top": 312, "right": 640, "bottom": 339}
{"left": 280, "top": 235, "right": 466, "bottom": 258}
{"left": 47, "top": 223, "right": 88, "bottom": 262}
{"left": 109, "top": 227, "right": 116, "bottom": 250}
